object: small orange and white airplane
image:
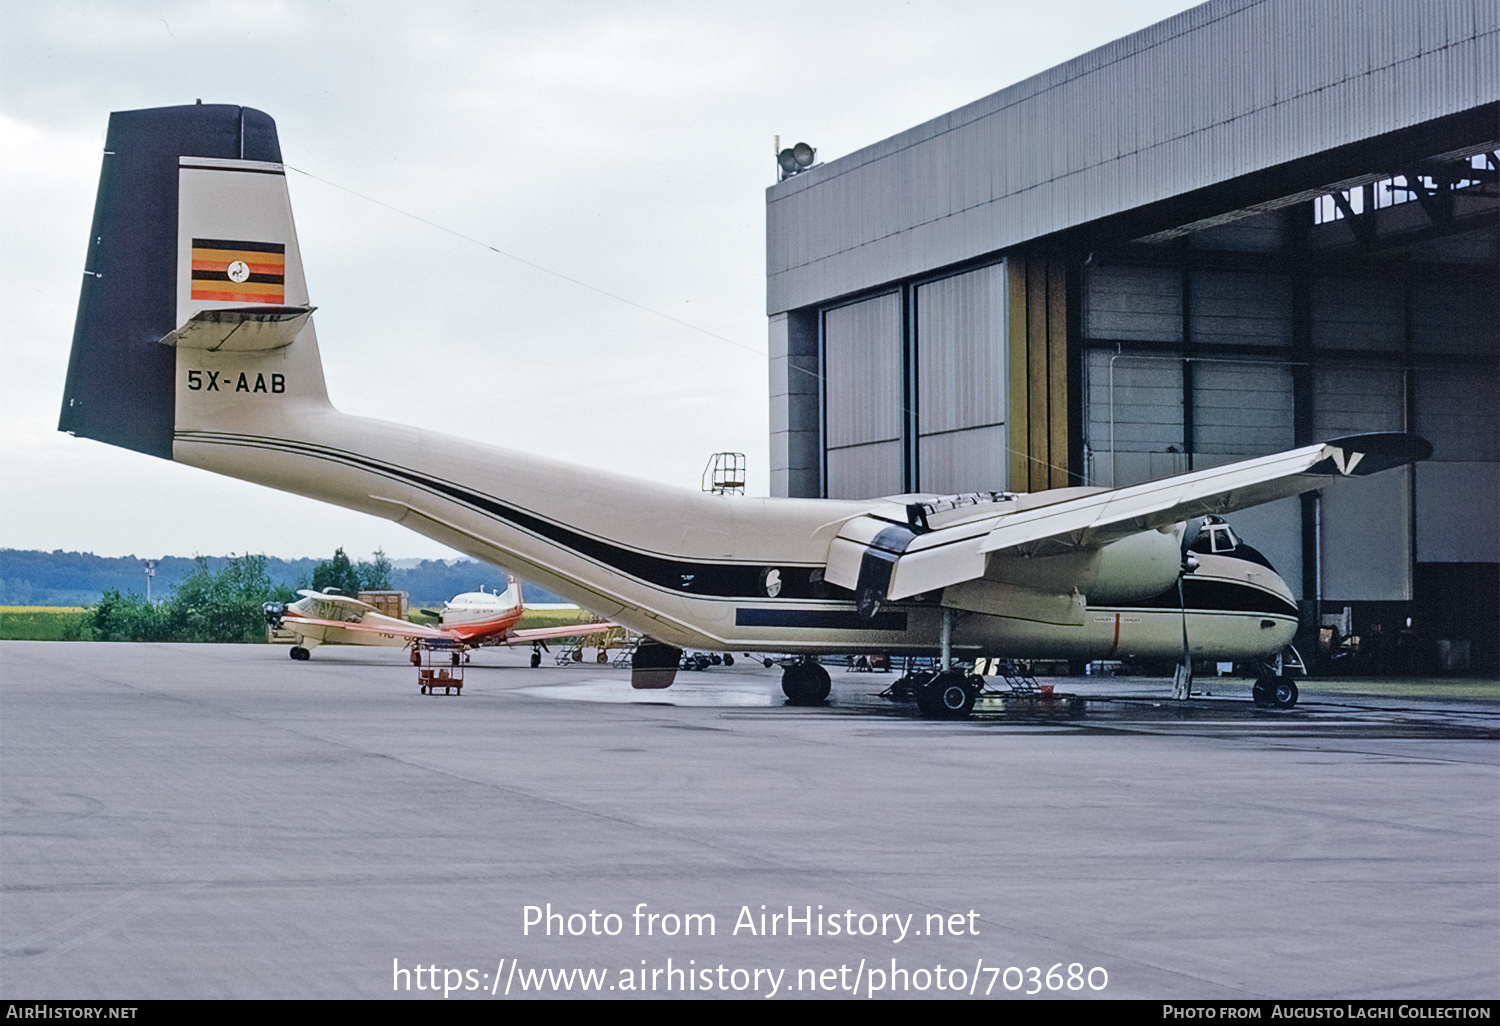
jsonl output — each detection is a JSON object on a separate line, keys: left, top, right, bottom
{"left": 263, "top": 576, "right": 616, "bottom": 661}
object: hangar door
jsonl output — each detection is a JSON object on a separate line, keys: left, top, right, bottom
{"left": 915, "top": 264, "right": 1008, "bottom": 494}
{"left": 823, "top": 292, "right": 902, "bottom": 499}
{"left": 820, "top": 263, "right": 1011, "bottom": 499}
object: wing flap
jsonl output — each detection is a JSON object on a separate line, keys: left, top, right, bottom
{"left": 885, "top": 541, "right": 988, "bottom": 601}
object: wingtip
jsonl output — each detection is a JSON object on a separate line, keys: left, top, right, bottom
{"left": 1317, "top": 432, "right": 1434, "bottom": 476}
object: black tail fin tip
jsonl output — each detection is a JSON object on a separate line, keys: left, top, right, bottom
{"left": 59, "top": 104, "right": 282, "bottom": 459}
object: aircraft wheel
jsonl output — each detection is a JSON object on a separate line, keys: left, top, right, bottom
{"left": 597, "top": 649, "right": 608, "bottom": 663}
{"left": 290, "top": 646, "right": 310, "bottom": 661}
{"left": 1272, "top": 676, "right": 1299, "bottom": 709}
{"left": 762, "top": 658, "right": 774, "bottom": 668}
{"left": 782, "top": 662, "right": 830, "bottom": 705}
{"left": 421, "top": 686, "right": 428, "bottom": 695}
{"left": 918, "top": 670, "right": 976, "bottom": 719}
{"left": 1251, "top": 674, "right": 1276, "bottom": 708}
{"left": 529, "top": 651, "right": 541, "bottom": 668}
{"left": 723, "top": 654, "right": 734, "bottom": 667}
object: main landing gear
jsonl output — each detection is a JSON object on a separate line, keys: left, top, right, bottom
{"left": 1252, "top": 672, "right": 1299, "bottom": 709}
{"left": 780, "top": 660, "right": 831, "bottom": 705}
{"left": 917, "top": 670, "right": 980, "bottom": 719}
{"left": 885, "top": 668, "right": 981, "bottom": 719}
{"left": 290, "top": 646, "right": 311, "bottom": 661}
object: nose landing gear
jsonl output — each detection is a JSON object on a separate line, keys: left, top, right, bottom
{"left": 1252, "top": 672, "right": 1299, "bottom": 709}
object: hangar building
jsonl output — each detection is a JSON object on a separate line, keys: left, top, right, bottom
{"left": 764, "top": 0, "right": 1498, "bottom": 672}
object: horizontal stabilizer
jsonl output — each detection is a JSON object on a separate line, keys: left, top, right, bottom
{"left": 159, "top": 305, "right": 315, "bottom": 351}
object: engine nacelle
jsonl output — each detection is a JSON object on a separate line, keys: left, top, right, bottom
{"left": 985, "top": 526, "right": 1184, "bottom": 604}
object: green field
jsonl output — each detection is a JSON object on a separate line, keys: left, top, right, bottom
{"left": 0, "top": 607, "right": 92, "bottom": 641}
{"left": 1298, "top": 677, "right": 1500, "bottom": 701}
{"left": 516, "top": 608, "right": 612, "bottom": 632}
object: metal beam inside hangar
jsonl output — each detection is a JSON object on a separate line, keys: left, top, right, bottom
{"left": 765, "top": 0, "right": 1499, "bottom": 675}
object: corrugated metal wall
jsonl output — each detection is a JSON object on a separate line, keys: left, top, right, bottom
{"left": 1193, "top": 361, "right": 1295, "bottom": 454}
{"left": 767, "top": 0, "right": 1499, "bottom": 315}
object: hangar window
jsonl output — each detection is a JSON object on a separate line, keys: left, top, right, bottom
{"left": 1315, "top": 153, "right": 1497, "bottom": 224}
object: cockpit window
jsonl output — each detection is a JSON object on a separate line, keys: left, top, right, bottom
{"left": 1211, "top": 522, "right": 1237, "bottom": 552}
{"left": 1187, "top": 518, "right": 1278, "bottom": 572}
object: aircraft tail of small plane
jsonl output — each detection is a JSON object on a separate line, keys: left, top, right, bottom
{"left": 61, "top": 104, "right": 1435, "bottom": 706}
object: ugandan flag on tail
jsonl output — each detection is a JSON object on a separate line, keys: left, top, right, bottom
{"left": 191, "top": 238, "right": 285, "bottom": 303}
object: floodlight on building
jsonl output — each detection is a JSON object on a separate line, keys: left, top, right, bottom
{"left": 777, "top": 142, "right": 817, "bottom": 181}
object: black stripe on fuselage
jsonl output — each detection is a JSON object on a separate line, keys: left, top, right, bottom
{"left": 1126, "top": 577, "right": 1299, "bottom": 618}
{"left": 735, "top": 608, "right": 908, "bottom": 631}
{"left": 178, "top": 431, "right": 847, "bottom": 602}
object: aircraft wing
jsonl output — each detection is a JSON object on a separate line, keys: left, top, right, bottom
{"left": 826, "top": 433, "right": 1432, "bottom": 605}
{"left": 508, "top": 622, "right": 618, "bottom": 644}
{"left": 281, "top": 614, "right": 447, "bottom": 642}
{"left": 296, "top": 589, "right": 379, "bottom": 611}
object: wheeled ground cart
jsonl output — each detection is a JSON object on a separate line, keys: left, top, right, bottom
{"left": 415, "top": 639, "right": 464, "bottom": 695}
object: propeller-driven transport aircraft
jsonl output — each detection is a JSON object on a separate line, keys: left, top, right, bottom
{"left": 60, "top": 104, "right": 1433, "bottom": 717}
{"left": 263, "top": 577, "right": 615, "bottom": 662}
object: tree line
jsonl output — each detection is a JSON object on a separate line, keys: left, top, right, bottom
{"left": 1, "top": 548, "right": 563, "bottom": 607}
{"left": 83, "top": 548, "right": 420, "bottom": 643}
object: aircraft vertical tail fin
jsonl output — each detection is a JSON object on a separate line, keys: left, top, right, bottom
{"left": 60, "top": 104, "right": 329, "bottom": 458}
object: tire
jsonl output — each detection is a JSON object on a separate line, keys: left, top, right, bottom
{"left": 1273, "top": 677, "right": 1299, "bottom": 709}
{"left": 723, "top": 654, "right": 735, "bottom": 667}
{"left": 290, "top": 646, "right": 309, "bottom": 661}
{"left": 529, "top": 651, "right": 541, "bottom": 668}
{"left": 918, "top": 670, "right": 976, "bottom": 719}
{"left": 782, "top": 663, "right": 831, "bottom": 705}
{"left": 1251, "top": 674, "right": 1276, "bottom": 708}
{"left": 596, "top": 650, "right": 608, "bottom": 663}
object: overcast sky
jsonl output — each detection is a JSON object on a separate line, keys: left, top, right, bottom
{"left": 1, "top": 0, "right": 1199, "bottom": 562}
